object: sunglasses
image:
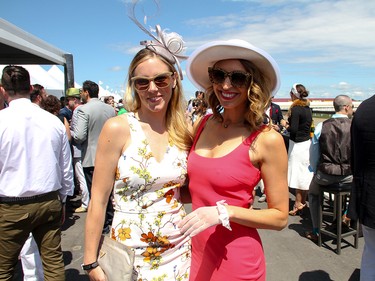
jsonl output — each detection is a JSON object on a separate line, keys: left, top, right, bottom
{"left": 208, "top": 67, "right": 252, "bottom": 88}
{"left": 131, "top": 72, "right": 174, "bottom": 91}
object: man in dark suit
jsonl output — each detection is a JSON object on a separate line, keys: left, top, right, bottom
{"left": 268, "top": 100, "right": 288, "bottom": 151}
{"left": 73, "top": 80, "right": 116, "bottom": 233}
{"left": 269, "top": 101, "right": 286, "bottom": 132}
{"left": 349, "top": 95, "right": 375, "bottom": 280}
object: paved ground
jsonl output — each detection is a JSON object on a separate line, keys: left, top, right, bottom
{"left": 259, "top": 194, "right": 362, "bottom": 281}
{"left": 14, "top": 190, "right": 363, "bottom": 281}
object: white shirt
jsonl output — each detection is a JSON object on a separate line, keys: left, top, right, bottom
{"left": 0, "top": 98, "right": 74, "bottom": 202}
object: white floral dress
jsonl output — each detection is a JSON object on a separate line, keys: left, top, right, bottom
{"left": 111, "top": 113, "right": 190, "bottom": 280}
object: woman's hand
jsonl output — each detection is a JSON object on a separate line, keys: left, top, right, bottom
{"left": 178, "top": 206, "right": 221, "bottom": 237}
{"left": 88, "top": 266, "right": 108, "bottom": 281}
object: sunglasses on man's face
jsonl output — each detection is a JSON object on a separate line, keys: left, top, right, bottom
{"left": 131, "top": 72, "right": 174, "bottom": 91}
{"left": 208, "top": 67, "right": 252, "bottom": 88}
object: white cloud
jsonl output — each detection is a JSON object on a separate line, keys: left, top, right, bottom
{"left": 110, "top": 66, "right": 124, "bottom": 72}
{"left": 181, "top": 0, "right": 375, "bottom": 99}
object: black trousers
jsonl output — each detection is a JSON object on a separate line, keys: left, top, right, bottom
{"left": 83, "top": 166, "right": 114, "bottom": 234}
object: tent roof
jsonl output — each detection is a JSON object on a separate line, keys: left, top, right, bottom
{"left": 0, "top": 18, "right": 75, "bottom": 89}
{"left": 0, "top": 18, "right": 69, "bottom": 65}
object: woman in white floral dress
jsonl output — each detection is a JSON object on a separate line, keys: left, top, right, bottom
{"left": 83, "top": 37, "right": 193, "bottom": 280}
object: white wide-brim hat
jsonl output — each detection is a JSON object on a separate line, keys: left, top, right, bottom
{"left": 186, "top": 39, "right": 280, "bottom": 96}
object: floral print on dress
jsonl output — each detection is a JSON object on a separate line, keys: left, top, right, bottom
{"left": 110, "top": 113, "right": 190, "bottom": 280}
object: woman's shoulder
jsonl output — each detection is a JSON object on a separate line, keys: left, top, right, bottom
{"left": 250, "top": 127, "right": 285, "bottom": 164}
{"left": 192, "top": 113, "right": 212, "bottom": 136}
{"left": 257, "top": 127, "right": 285, "bottom": 148}
{"left": 103, "top": 114, "right": 130, "bottom": 134}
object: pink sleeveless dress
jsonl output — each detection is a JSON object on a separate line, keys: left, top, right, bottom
{"left": 188, "top": 115, "right": 266, "bottom": 281}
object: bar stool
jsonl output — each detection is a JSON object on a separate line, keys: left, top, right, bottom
{"left": 318, "top": 182, "right": 359, "bottom": 255}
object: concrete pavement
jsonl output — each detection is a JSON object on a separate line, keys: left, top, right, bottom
{"left": 14, "top": 191, "right": 363, "bottom": 281}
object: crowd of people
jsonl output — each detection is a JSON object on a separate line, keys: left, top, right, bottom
{"left": 0, "top": 69, "right": 127, "bottom": 280}
{"left": 1, "top": 11, "right": 374, "bottom": 281}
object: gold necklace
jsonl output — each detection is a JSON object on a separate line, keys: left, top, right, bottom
{"left": 222, "top": 120, "right": 244, "bottom": 128}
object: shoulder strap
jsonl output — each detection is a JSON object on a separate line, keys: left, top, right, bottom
{"left": 243, "top": 125, "right": 267, "bottom": 146}
{"left": 192, "top": 114, "right": 211, "bottom": 149}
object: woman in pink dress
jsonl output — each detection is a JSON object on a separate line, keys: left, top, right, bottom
{"left": 178, "top": 40, "right": 289, "bottom": 281}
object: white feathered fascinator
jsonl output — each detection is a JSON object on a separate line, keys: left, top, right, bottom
{"left": 128, "top": 0, "right": 188, "bottom": 79}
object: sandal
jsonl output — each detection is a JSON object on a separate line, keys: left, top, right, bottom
{"left": 305, "top": 231, "right": 318, "bottom": 242}
{"left": 289, "top": 203, "right": 306, "bottom": 216}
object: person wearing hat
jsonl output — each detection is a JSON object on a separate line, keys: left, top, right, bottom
{"left": 66, "top": 87, "right": 80, "bottom": 99}
{"left": 178, "top": 39, "right": 289, "bottom": 281}
{"left": 83, "top": 12, "right": 193, "bottom": 280}
{"left": 66, "top": 88, "right": 90, "bottom": 213}
{"left": 64, "top": 87, "right": 81, "bottom": 118}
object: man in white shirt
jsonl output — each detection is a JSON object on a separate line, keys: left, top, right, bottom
{"left": 20, "top": 83, "right": 47, "bottom": 281}
{"left": 0, "top": 65, "right": 74, "bottom": 281}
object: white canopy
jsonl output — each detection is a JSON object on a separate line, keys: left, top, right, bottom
{"left": 1, "top": 64, "right": 65, "bottom": 97}
{"left": 98, "top": 84, "right": 123, "bottom": 102}
{"left": 0, "top": 64, "right": 119, "bottom": 99}
{"left": 0, "top": 64, "right": 60, "bottom": 88}
{"left": 0, "top": 19, "right": 74, "bottom": 88}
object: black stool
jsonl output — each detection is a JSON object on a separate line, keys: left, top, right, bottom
{"left": 318, "top": 182, "right": 359, "bottom": 255}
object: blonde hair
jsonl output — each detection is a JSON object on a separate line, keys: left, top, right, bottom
{"left": 124, "top": 48, "right": 192, "bottom": 151}
{"left": 207, "top": 59, "right": 272, "bottom": 131}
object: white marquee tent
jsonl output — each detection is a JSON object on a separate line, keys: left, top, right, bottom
{"left": 0, "top": 64, "right": 65, "bottom": 97}
{"left": 1, "top": 64, "right": 121, "bottom": 100}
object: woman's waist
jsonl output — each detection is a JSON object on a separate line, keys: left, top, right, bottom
{"left": 111, "top": 208, "right": 190, "bottom": 247}
{"left": 113, "top": 200, "right": 185, "bottom": 214}
{"left": 113, "top": 184, "right": 184, "bottom": 211}
{"left": 191, "top": 195, "right": 255, "bottom": 210}
{"left": 290, "top": 134, "right": 310, "bottom": 142}
{"left": 112, "top": 224, "right": 190, "bottom": 251}
{"left": 192, "top": 224, "right": 261, "bottom": 246}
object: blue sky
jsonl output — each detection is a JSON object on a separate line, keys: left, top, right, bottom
{"left": 2, "top": 0, "right": 375, "bottom": 101}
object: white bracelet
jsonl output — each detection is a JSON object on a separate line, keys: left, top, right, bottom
{"left": 216, "top": 200, "right": 232, "bottom": 231}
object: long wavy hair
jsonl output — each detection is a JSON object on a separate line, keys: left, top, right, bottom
{"left": 206, "top": 59, "right": 272, "bottom": 131}
{"left": 42, "top": 95, "right": 62, "bottom": 116}
{"left": 124, "top": 48, "right": 192, "bottom": 151}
